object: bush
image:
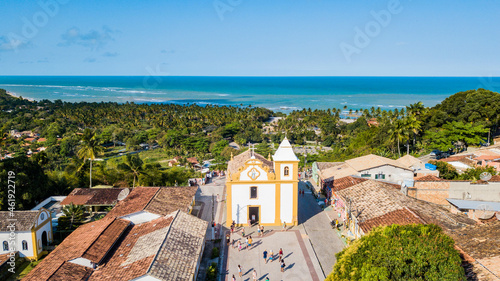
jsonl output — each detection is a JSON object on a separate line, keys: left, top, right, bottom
{"left": 211, "top": 247, "right": 220, "bottom": 259}
{"left": 206, "top": 262, "right": 218, "bottom": 281}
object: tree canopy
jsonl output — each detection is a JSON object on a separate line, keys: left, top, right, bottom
{"left": 327, "top": 224, "right": 465, "bottom": 281}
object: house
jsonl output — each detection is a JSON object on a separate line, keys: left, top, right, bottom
{"left": 61, "top": 187, "right": 127, "bottom": 213}
{"left": 396, "top": 154, "right": 440, "bottom": 178}
{"left": 438, "top": 155, "right": 476, "bottom": 172}
{"left": 226, "top": 137, "right": 299, "bottom": 226}
{"left": 313, "top": 154, "right": 414, "bottom": 198}
{"left": 0, "top": 209, "right": 53, "bottom": 260}
{"left": 24, "top": 186, "right": 206, "bottom": 281}
{"left": 37, "top": 138, "right": 47, "bottom": 143}
{"left": 330, "top": 178, "right": 475, "bottom": 239}
{"left": 31, "top": 196, "right": 67, "bottom": 232}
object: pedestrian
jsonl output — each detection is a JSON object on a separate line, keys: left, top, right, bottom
{"left": 260, "top": 225, "right": 264, "bottom": 236}
{"left": 226, "top": 233, "right": 230, "bottom": 246}
{"left": 263, "top": 249, "right": 268, "bottom": 263}
{"left": 282, "top": 222, "right": 287, "bottom": 231}
{"left": 248, "top": 236, "right": 252, "bottom": 249}
{"left": 238, "top": 265, "right": 242, "bottom": 277}
{"left": 232, "top": 238, "right": 236, "bottom": 248}
{"left": 252, "top": 269, "right": 257, "bottom": 281}
{"left": 279, "top": 248, "right": 283, "bottom": 262}
{"left": 281, "top": 259, "right": 286, "bottom": 272}
{"left": 269, "top": 249, "right": 274, "bottom": 262}
{"left": 265, "top": 277, "right": 270, "bottom": 281}
{"left": 231, "top": 224, "right": 234, "bottom": 234}
{"left": 248, "top": 219, "right": 251, "bottom": 227}
{"left": 232, "top": 275, "right": 236, "bottom": 281}
{"left": 242, "top": 228, "right": 245, "bottom": 237}
{"left": 238, "top": 241, "right": 242, "bottom": 252}
{"left": 257, "top": 225, "right": 261, "bottom": 237}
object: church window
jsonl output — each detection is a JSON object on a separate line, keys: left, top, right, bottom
{"left": 3, "top": 241, "right": 8, "bottom": 251}
{"left": 250, "top": 186, "right": 258, "bottom": 199}
{"left": 41, "top": 213, "right": 45, "bottom": 220}
{"left": 284, "top": 166, "right": 289, "bottom": 176}
{"left": 22, "top": 240, "right": 28, "bottom": 250}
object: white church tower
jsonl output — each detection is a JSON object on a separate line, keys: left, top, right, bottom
{"left": 226, "top": 138, "right": 299, "bottom": 226}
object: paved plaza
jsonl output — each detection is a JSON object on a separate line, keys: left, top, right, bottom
{"left": 222, "top": 181, "right": 346, "bottom": 281}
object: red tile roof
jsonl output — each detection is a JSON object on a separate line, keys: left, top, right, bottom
{"left": 489, "top": 175, "right": 500, "bottom": 182}
{"left": 332, "top": 176, "right": 368, "bottom": 192}
{"left": 414, "top": 175, "right": 444, "bottom": 181}
{"left": 61, "top": 188, "right": 125, "bottom": 206}
{"left": 82, "top": 219, "right": 130, "bottom": 264}
{"left": 358, "top": 207, "right": 425, "bottom": 233}
{"left": 105, "top": 187, "right": 160, "bottom": 218}
{"left": 47, "top": 261, "right": 93, "bottom": 281}
{"left": 24, "top": 217, "right": 120, "bottom": 281}
{"left": 144, "top": 186, "right": 197, "bottom": 216}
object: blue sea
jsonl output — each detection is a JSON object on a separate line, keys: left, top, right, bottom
{"left": 1, "top": 76, "right": 499, "bottom": 113}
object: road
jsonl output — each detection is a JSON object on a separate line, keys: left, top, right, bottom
{"left": 298, "top": 181, "right": 345, "bottom": 278}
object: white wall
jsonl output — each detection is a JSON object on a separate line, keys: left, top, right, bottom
{"left": 231, "top": 184, "right": 276, "bottom": 224}
{"left": 280, "top": 184, "right": 293, "bottom": 224}
{"left": 35, "top": 220, "right": 53, "bottom": 254}
{"left": 0, "top": 231, "right": 35, "bottom": 258}
{"left": 358, "top": 165, "right": 413, "bottom": 184}
{"left": 239, "top": 165, "right": 269, "bottom": 181}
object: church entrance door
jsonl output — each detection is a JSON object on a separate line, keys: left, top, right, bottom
{"left": 248, "top": 206, "right": 259, "bottom": 225}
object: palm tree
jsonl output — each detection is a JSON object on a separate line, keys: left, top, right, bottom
{"left": 388, "top": 119, "right": 406, "bottom": 157}
{"left": 404, "top": 114, "right": 422, "bottom": 154}
{"left": 77, "top": 129, "right": 103, "bottom": 188}
{"left": 62, "top": 203, "right": 85, "bottom": 230}
{"left": 118, "top": 154, "right": 144, "bottom": 188}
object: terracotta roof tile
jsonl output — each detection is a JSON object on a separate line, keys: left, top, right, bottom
{"left": 0, "top": 211, "right": 39, "bottom": 231}
{"left": 0, "top": 252, "right": 13, "bottom": 266}
{"left": 144, "top": 186, "right": 197, "bottom": 216}
{"left": 414, "top": 175, "right": 444, "bottom": 181}
{"left": 61, "top": 188, "right": 124, "bottom": 206}
{"left": 489, "top": 175, "right": 500, "bottom": 182}
{"left": 332, "top": 176, "right": 368, "bottom": 192}
{"left": 358, "top": 207, "right": 425, "bottom": 233}
{"left": 82, "top": 219, "right": 130, "bottom": 264}
{"left": 88, "top": 216, "right": 175, "bottom": 281}
{"left": 106, "top": 187, "right": 160, "bottom": 218}
{"left": 24, "top": 217, "right": 118, "bottom": 281}
{"left": 316, "top": 162, "right": 344, "bottom": 171}
{"left": 345, "top": 154, "right": 411, "bottom": 171}
{"left": 228, "top": 150, "right": 273, "bottom": 174}
{"left": 47, "top": 261, "right": 93, "bottom": 281}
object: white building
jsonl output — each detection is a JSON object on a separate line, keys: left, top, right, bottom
{"left": 0, "top": 209, "right": 53, "bottom": 260}
{"left": 226, "top": 138, "right": 299, "bottom": 226}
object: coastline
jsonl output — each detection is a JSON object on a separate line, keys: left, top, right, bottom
{"left": 5, "top": 90, "right": 35, "bottom": 102}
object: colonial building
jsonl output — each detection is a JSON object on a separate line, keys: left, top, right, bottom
{"left": 0, "top": 209, "right": 52, "bottom": 260}
{"left": 226, "top": 138, "right": 299, "bottom": 226}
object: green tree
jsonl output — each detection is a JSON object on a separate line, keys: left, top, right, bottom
{"left": 458, "top": 165, "right": 497, "bottom": 181}
{"left": 118, "top": 154, "right": 144, "bottom": 188}
{"left": 77, "top": 129, "right": 103, "bottom": 188}
{"left": 428, "top": 160, "right": 459, "bottom": 180}
{"left": 60, "top": 203, "right": 86, "bottom": 230}
{"left": 327, "top": 224, "right": 465, "bottom": 281}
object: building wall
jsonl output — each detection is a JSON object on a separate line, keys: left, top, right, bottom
{"left": 0, "top": 231, "right": 34, "bottom": 258}
{"left": 408, "top": 181, "right": 451, "bottom": 206}
{"left": 280, "top": 183, "right": 293, "bottom": 224}
{"left": 358, "top": 165, "right": 413, "bottom": 184}
{"left": 231, "top": 183, "right": 276, "bottom": 225}
{"left": 449, "top": 182, "right": 500, "bottom": 202}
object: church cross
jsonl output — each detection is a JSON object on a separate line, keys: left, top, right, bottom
{"left": 249, "top": 143, "right": 256, "bottom": 157}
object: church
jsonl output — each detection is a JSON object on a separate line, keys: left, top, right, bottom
{"left": 226, "top": 138, "right": 299, "bottom": 226}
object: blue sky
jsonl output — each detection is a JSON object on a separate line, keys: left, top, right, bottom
{"left": 0, "top": 0, "right": 499, "bottom": 76}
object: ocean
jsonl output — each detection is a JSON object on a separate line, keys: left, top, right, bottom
{"left": 1, "top": 76, "right": 499, "bottom": 113}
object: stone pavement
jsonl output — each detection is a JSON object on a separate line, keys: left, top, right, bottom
{"left": 225, "top": 226, "right": 323, "bottom": 281}
{"left": 297, "top": 181, "right": 346, "bottom": 278}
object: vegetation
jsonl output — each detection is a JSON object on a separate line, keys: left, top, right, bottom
{"left": 58, "top": 203, "right": 86, "bottom": 230}
{"left": 1, "top": 88, "right": 499, "bottom": 209}
{"left": 206, "top": 262, "right": 218, "bottom": 281}
{"left": 326, "top": 224, "right": 465, "bottom": 281}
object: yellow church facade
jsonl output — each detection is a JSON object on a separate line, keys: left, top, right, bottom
{"left": 226, "top": 138, "right": 299, "bottom": 226}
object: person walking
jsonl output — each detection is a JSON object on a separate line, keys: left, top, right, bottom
{"left": 260, "top": 225, "right": 264, "bottom": 236}
{"left": 248, "top": 236, "right": 253, "bottom": 249}
{"left": 238, "top": 265, "right": 242, "bottom": 277}
{"left": 242, "top": 228, "right": 245, "bottom": 238}
{"left": 252, "top": 270, "right": 257, "bottom": 281}
{"left": 269, "top": 249, "right": 274, "bottom": 262}
{"left": 257, "top": 224, "right": 261, "bottom": 237}
{"left": 238, "top": 241, "right": 242, "bottom": 252}
{"left": 279, "top": 248, "right": 283, "bottom": 262}
{"left": 263, "top": 249, "right": 268, "bottom": 263}
{"left": 282, "top": 222, "right": 287, "bottom": 232}
{"left": 232, "top": 274, "right": 236, "bottom": 281}
{"left": 226, "top": 233, "right": 230, "bottom": 246}
{"left": 280, "top": 259, "right": 286, "bottom": 272}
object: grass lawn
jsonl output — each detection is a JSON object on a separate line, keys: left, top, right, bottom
{"left": 6, "top": 257, "right": 45, "bottom": 281}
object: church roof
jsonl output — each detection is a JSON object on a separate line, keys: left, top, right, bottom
{"left": 273, "top": 137, "right": 299, "bottom": 162}
{"left": 227, "top": 150, "right": 273, "bottom": 174}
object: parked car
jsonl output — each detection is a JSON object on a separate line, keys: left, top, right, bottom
{"left": 430, "top": 150, "right": 441, "bottom": 157}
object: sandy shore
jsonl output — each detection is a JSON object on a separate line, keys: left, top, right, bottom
{"left": 5, "top": 90, "right": 35, "bottom": 102}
